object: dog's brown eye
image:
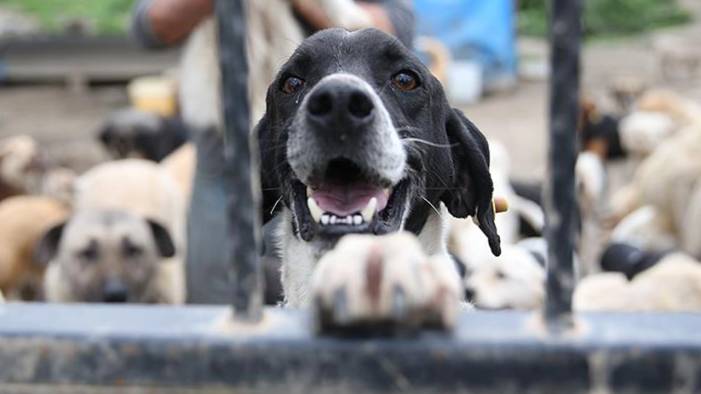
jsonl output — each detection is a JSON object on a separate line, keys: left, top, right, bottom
{"left": 282, "top": 76, "right": 305, "bottom": 94}
{"left": 78, "top": 241, "right": 99, "bottom": 261}
{"left": 122, "top": 238, "right": 143, "bottom": 258}
{"left": 392, "top": 71, "right": 419, "bottom": 91}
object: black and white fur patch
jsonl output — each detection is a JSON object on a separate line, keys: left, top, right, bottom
{"left": 255, "top": 28, "right": 500, "bottom": 306}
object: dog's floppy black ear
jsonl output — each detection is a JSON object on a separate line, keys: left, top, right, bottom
{"left": 34, "top": 221, "right": 67, "bottom": 266}
{"left": 253, "top": 113, "right": 281, "bottom": 225}
{"left": 146, "top": 219, "right": 176, "bottom": 258}
{"left": 442, "top": 109, "right": 501, "bottom": 256}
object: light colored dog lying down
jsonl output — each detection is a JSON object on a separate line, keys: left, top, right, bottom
{"left": 463, "top": 239, "right": 546, "bottom": 311}
{"left": 574, "top": 253, "right": 701, "bottom": 312}
{"left": 40, "top": 159, "right": 186, "bottom": 304}
{"left": 610, "top": 122, "right": 701, "bottom": 257}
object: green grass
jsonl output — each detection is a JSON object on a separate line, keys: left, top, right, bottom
{"left": 0, "top": 0, "right": 134, "bottom": 35}
{"left": 519, "top": 0, "right": 692, "bottom": 38}
{"left": 0, "top": 0, "right": 692, "bottom": 38}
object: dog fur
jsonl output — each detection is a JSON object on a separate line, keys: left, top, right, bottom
{"left": 98, "top": 108, "right": 189, "bottom": 162}
{"left": 613, "top": 124, "right": 701, "bottom": 252}
{"left": 450, "top": 141, "right": 604, "bottom": 308}
{"left": 0, "top": 135, "right": 78, "bottom": 205}
{"left": 0, "top": 135, "right": 43, "bottom": 200}
{"left": 39, "top": 209, "right": 179, "bottom": 303}
{"left": 256, "top": 29, "right": 500, "bottom": 326}
{"left": 73, "top": 159, "right": 186, "bottom": 240}
{"left": 463, "top": 239, "right": 546, "bottom": 311}
{"left": 41, "top": 159, "right": 186, "bottom": 304}
{"left": 0, "top": 196, "right": 69, "bottom": 300}
{"left": 161, "top": 142, "right": 196, "bottom": 204}
{"left": 449, "top": 140, "right": 543, "bottom": 272}
{"left": 39, "top": 166, "right": 77, "bottom": 206}
{"left": 574, "top": 253, "right": 701, "bottom": 312}
{"left": 314, "top": 232, "right": 461, "bottom": 328}
{"left": 617, "top": 90, "right": 701, "bottom": 159}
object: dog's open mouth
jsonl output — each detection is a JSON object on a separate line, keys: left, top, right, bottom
{"left": 308, "top": 182, "right": 389, "bottom": 226}
{"left": 293, "top": 158, "right": 409, "bottom": 237}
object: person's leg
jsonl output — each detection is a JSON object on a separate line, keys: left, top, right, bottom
{"left": 186, "top": 128, "right": 232, "bottom": 303}
{"left": 186, "top": 128, "right": 283, "bottom": 304}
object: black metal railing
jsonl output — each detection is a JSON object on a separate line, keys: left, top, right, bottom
{"left": 215, "top": 0, "right": 263, "bottom": 321}
{"left": 544, "top": 0, "right": 582, "bottom": 330}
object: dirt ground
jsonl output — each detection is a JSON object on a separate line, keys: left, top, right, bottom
{"left": 0, "top": 85, "right": 124, "bottom": 171}
{"left": 1, "top": 7, "right": 700, "bottom": 180}
{"left": 467, "top": 15, "right": 701, "bottom": 181}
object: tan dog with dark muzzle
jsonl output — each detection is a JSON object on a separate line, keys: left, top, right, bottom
{"left": 39, "top": 159, "right": 187, "bottom": 304}
{"left": 37, "top": 209, "right": 179, "bottom": 303}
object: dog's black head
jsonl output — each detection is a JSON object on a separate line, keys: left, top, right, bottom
{"left": 256, "top": 28, "right": 500, "bottom": 255}
{"left": 98, "top": 109, "right": 189, "bottom": 162}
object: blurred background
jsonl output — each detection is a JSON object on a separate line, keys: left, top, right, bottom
{"left": 0, "top": 0, "right": 698, "bottom": 179}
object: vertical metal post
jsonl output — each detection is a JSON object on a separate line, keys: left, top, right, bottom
{"left": 544, "top": 0, "right": 582, "bottom": 330}
{"left": 215, "top": 0, "right": 263, "bottom": 321}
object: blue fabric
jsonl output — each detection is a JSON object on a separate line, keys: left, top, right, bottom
{"left": 132, "top": 0, "right": 415, "bottom": 49}
{"left": 414, "top": 0, "right": 516, "bottom": 83}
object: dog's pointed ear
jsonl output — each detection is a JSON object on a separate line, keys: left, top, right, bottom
{"left": 253, "top": 113, "right": 281, "bottom": 225}
{"left": 441, "top": 109, "right": 501, "bottom": 256}
{"left": 34, "top": 221, "right": 67, "bottom": 267}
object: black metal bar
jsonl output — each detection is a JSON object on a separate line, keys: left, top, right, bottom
{"left": 544, "top": 0, "right": 582, "bottom": 329}
{"left": 215, "top": 0, "right": 263, "bottom": 321}
{"left": 1, "top": 304, "right": 701, "bottom": 393}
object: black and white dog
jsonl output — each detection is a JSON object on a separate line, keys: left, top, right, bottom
{"left": 256, "top": 29, "right": 501, "bottom": 325}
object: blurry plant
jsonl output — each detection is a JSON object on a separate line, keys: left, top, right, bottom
{"left": 0, "top": 0, "right": 133, "bottom": 35}
{"left": 518, "top": 0, "right": 692, "bottom": 37}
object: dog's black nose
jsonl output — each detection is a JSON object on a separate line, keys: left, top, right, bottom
{"left": 102, "top": 278, "right": 128, "bottom": 303}
{"left": 307, "top": 80, "right": 375, "bottom": 125}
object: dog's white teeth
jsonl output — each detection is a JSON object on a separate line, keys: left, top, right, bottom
{"left": 307, "top": 198, "right": 323, "bottom": 222}
{"left": 317, "top": 213, "right": 366, "bottom": 227}
{"left": 361, "top": 197, "right": 378, "bottom": 223}
{"left": 306, "top": 186, "right": 313, "bottom": 197}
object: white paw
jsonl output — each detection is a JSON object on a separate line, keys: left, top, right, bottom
{"left": 312, "top": 232, "right": 461, "bottom": 333}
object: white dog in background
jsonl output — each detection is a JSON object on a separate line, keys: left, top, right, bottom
{"left": 448, "top": 140, "right": 547, "bottom": 310}
{"left": 575, "top": 253, "right": 701, "bottom": 312}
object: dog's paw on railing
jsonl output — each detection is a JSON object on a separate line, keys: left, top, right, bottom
{"left": 312, "top": 232, "right": 461, "bottom": 336}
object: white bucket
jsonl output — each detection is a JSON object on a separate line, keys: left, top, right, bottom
{"left": 448, "top": 61, "right": 483, "bottom": 104}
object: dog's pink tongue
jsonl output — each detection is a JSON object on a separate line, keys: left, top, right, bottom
{"left": 311, "top": 183, "right": 389, "bottom": 217}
